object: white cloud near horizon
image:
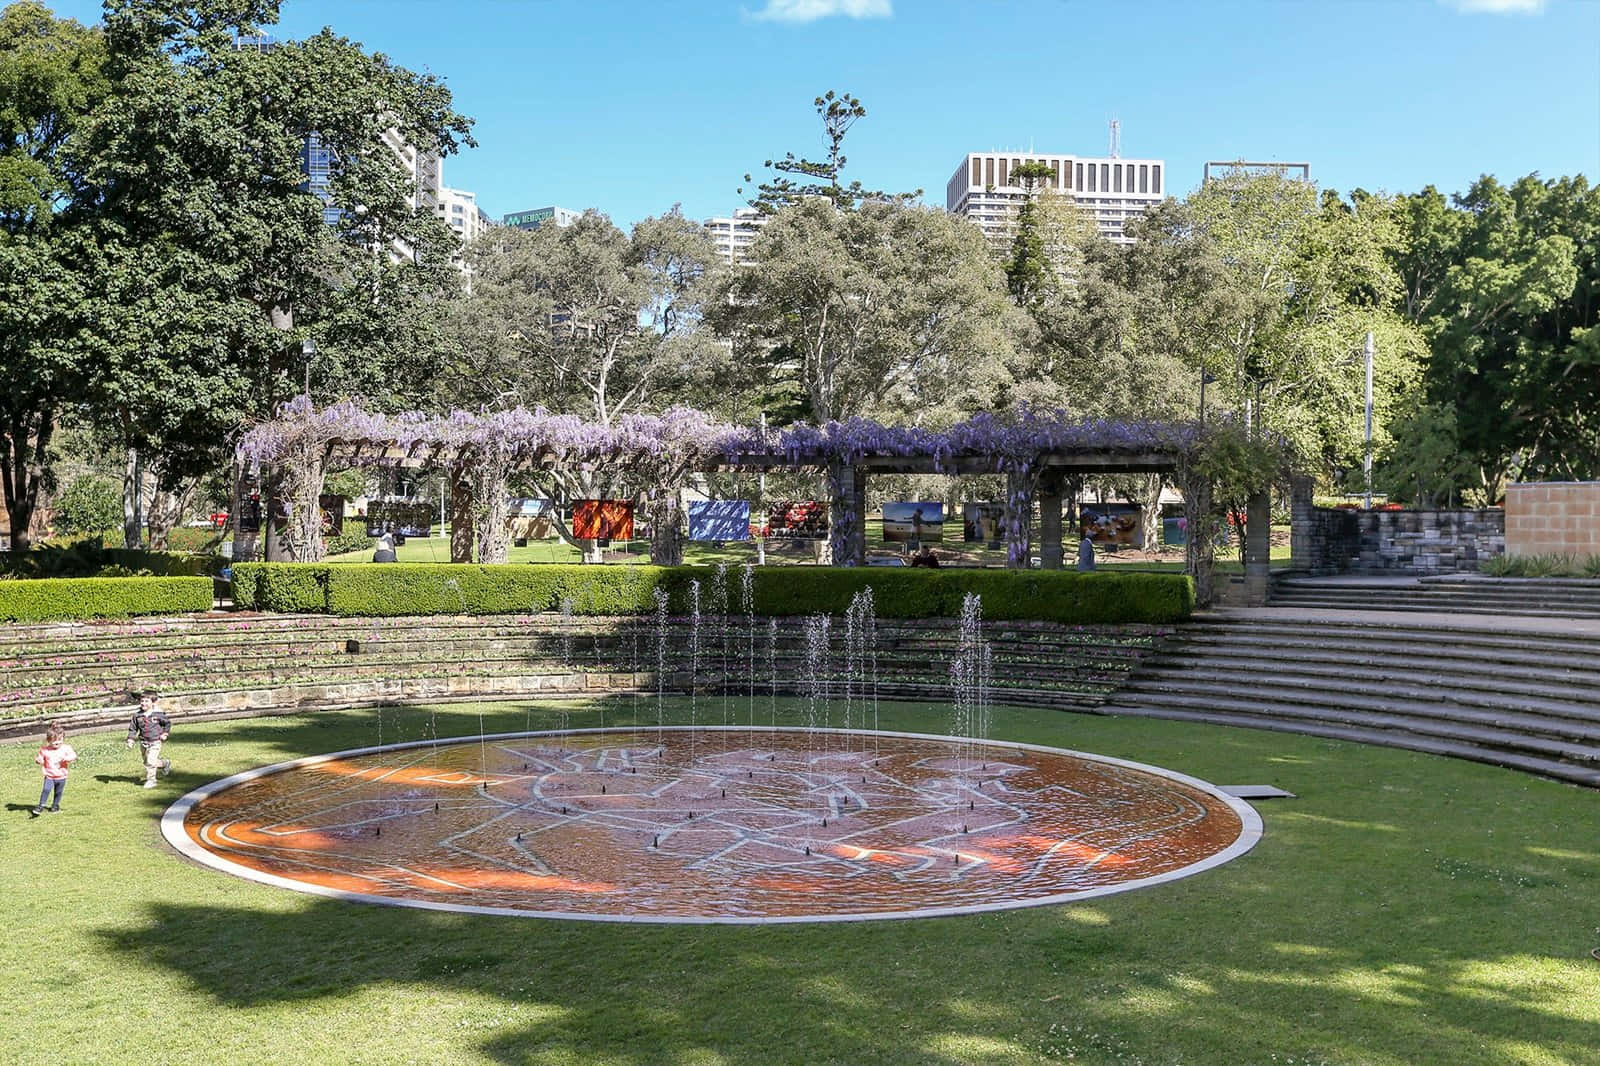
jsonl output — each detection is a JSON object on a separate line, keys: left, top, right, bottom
{"left": 749, "top": 0, "right": 893, "bottom": 24}
{"left": 1445, "top": 0, "right": 1547, "bottom": 13}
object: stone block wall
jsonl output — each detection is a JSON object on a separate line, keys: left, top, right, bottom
{"left": 1290, "top": 483, "right": 1504, "bottom": 573}
{"left": 1505, "top": 482, "right": 1600, "bottom": 557}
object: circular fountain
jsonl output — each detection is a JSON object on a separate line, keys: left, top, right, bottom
{"left": 163, "top": 726, "right": 1260, "bottom": 923}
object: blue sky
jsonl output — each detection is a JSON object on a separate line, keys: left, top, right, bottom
{"left": 43, "top": 0, "right": 1600, "bottom": 227}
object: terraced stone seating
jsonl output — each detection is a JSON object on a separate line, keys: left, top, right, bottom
{"left": 0, "top": 612, "right": 1169, "bottom": 739}
{"left": 1102, "top": 613, "right": 1600, "bottom": 788}
{"left": 1272, "top": 574, "right": 1600, "bottom": 619}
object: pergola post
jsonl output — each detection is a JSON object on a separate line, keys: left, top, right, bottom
{"left": 448, "top": 465, "right": 474, "bottom": 563}
{"left": 1038, "top": 471, "right": 1064, "bottom": 570}
{"left": 1004, "top": 469, "right": 1035, "bottom": 569}
{"left": 1289, "top": 474, "right": 1314, "bottom": 571}
{"left": 1243, "top": 487, "right": 1272, "bottom": 606}
{"left": 827, "top": 462, "right": 867, "bottom": 567}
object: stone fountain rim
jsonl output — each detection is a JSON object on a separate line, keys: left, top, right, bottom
{"left": 160, "top": 725, "right": 1264, "bottom": 925}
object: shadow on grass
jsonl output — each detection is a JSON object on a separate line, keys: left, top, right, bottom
{"left": 93, "top": 887, "right": 1600, "bottom": 1066}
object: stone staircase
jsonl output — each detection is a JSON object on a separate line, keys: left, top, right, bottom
{"left": 1102, "top": 612, "right": 1600, "bottom": 788}
{"left": 1270, "top": 574, "right": 1600, "bottom": 619}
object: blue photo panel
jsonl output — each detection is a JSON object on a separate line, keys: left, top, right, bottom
{"left": 689, "top": 500, "right": 751, "bottom": 541}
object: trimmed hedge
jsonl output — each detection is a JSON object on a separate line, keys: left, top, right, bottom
{"left": 231, "top": 563, "right": 1193, "bottom": 625}
{"left": 0, "top": 576, "right": 214, "bottom": 622}
{"left": 0, "top": 543, "right": 224, "bottom": 578}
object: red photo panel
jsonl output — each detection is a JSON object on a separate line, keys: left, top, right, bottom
{"left": 573, "top": 499, "right": 634, "bottom": 540}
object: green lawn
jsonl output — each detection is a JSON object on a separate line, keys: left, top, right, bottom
{"left": 4, "top": 698, "right": 1596, "bottom": 1065}
{"left": 326, "top": 522, "right": 1293, "bottom": 571}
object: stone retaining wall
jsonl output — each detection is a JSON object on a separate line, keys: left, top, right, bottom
{"left": 1290, "top": 480, "right": 1503, "bottom": 574}
{"left": 1505, "top": 482, "right": 1600, "bottom": 557}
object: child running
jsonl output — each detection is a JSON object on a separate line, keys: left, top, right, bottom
{"left": 32, "top": 722, "right": 76, "bottom": 816}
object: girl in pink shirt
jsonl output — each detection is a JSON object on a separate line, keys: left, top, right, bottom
{"left": 32, "top": 723, "right": 76, "bottom": 816}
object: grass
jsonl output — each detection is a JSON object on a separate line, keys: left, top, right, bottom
{"left": 3, "top": 697, "right": 1597, "bottom": 1064}
{"left": 325, "top": 522, "right": 1295, "bottom": 572}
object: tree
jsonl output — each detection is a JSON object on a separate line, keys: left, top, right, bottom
{"left": 719, "top": 198, "right": 1023, "bottom": 425}
{"left": 443, "top": 208, "right": 727, "bottom": 560}
{"left": 0, "top": 2, "right": 106, "bottom": 550}
{"left": 1003, "top": 160, "right": 1056, "bottom": 309}
{"left": 53, "top": 473, "right": 122, "bottom": 536}
{"left": 74, "top": 0, "right": 473, "bottom": 547}
{"left": 1393, "top": 174, "right": 1595, "bottom": 497}
{"left": 740, "top": 90, "right": 920, "bottom": 215}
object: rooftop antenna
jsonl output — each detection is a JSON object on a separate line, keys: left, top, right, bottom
{"left": 1108, "top": 118, "right": 1121, "bottom": 159}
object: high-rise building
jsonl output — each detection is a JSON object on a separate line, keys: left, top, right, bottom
{"left": 438, "top": 186, "right": 493, "bottom": 243}
{"left": 1202, "top": 161, "right": 1312, "bottom": 184}
{"left": 504, "top": 206, "right": 580, "bottom": 230}
{"left": 946, "top": 151, "right": 1165, "bottom": 246}
{"left": 236, "top": 35, "right": 445, "bottom": 261}
{"left": 703, "top": 207, "right": 766, "bottom": 265}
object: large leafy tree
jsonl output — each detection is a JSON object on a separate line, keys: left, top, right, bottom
{"left": 1394, "top": 174, "right": 1594, "bottom": 498}
{"left": 72, "top": 0, "right": 473, "bottom": 544}
{"left": 0, "top": 1, "right": 106, "bottom": 549}
{"left": 718, "top": 197, "right": 1022, "bottom": 425}
{"left": 441, "top": 208, "right": 727, "bottom": 559}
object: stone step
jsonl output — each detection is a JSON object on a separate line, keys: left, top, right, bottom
{"left": 1122, "top": 671, "right": 1600, "bottom": 741}
{"left": 1140, "top": 653, "right": 1600, "bottom": 710}
{"left": 1107, "top": 685, "right": 1600, "bottom": 766}
{"left": 1152, "top": 644, "right": 1600, "bottom": 690}
{"left": 1094, "top": 702, "right": 1600, "bottom": 789}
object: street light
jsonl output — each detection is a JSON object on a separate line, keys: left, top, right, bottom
{"left": 301, "top": 337, "right": 317, "bottom": 399}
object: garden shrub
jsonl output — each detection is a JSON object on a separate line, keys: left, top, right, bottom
{"left": 0, "top": 576, "right": 213, "bottom": 622}
{"left": 234, "top": 563, "right": 1194, "bottom": 625}
{"left": 232, "top": 563, "right": 328, "bottom": 612}
{"left": 324, "top": 528, "right": 376, "bottom": 557}
{"left": 0, "top": 539, "right": 223, "bottom": 579}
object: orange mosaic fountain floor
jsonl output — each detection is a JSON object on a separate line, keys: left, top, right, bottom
{"left": 168, "top": 729, "right": 1258, "bottom": 922}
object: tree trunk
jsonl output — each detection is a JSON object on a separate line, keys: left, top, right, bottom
{"left": 449, "top": 465, "right": 474, "bottom": 563}
{"left": 0, "top": 409, "right": 53, "bottom": 553}
{"left": 1003, "top": 468, "right": 1038, "bottom": 569}
{"left": 648, "top": 492, "right": 684, "bottom": 567}
{"left": 145, "top": 475, "right": 191, "bottom": 551}
{"left": 1138, "top": 473, "right": 1163, "bottom": 551}
{"left": 471, "top": 452, "right": 511, "bottom": 565}
{"left": 122, "top": 446, "right": 144, "bottom": 549}
{"left": 1179, "top": 469, "right": 1216, "bottom": 608}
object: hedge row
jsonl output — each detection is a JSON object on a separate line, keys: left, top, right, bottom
{"left": 231, "top": 563, "right": 1192, "bottom": 625}
{"left": 0, "top": 576, "right": 215, "bottom": 622}
{"left": 0, "top": 544, "right": 224, "bottom": 578}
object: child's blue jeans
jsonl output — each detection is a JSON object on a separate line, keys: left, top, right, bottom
{"left": 37, "top": 778, "right": 65, "bottom": 809}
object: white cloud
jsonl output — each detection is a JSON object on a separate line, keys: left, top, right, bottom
{"left": 1445, "top": 0, "right": 1547, "bottom": 13}
{"left": 749, "top": 0, "right": 893, "bottom": 24}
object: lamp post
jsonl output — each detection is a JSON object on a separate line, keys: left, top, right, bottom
{"left": 301, "top": 337, "right": 317, "bottom": 399}
{"left": 1363, "top": 331, "right": 1374, "bottom": 510}
{"left": 1199, "top": 370, "right": 1218, "bottom": 423}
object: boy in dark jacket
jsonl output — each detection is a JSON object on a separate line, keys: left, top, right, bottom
{"left": 126, "top": 690, "right": 172, "bottom": 790}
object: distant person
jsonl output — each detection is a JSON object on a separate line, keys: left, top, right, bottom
{"left": 910, "top": 545, "right": 940, "bottom": 568}
{"left": 1077, "top": 535, "right": 1096, "bottom": 572}
{"left": 32, "top": 722, "right": 76, "bottom": 816}
{"left": 126, "top": 690, "right": 172, "bottom": 790}
{"left": 372, "top": 530, "right": 397, "bottom": 563}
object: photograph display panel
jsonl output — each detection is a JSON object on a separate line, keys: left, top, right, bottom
{"left": 1080, "top": 503, "right": 1143, "bottom": 547}
{"left": 766, "top": 501, "right": 828, "bottom": 540}
{"left": 573, "top": 499, "right": 634, "bottom": 541}
{"left": 688, "top": 500, "right": 751, "bottom": 541}
{"left": 882, "top": 502, "right": 945, "bottom": 543}
{"left": 962, "top": 502, "right": 1004, "bottom": 544}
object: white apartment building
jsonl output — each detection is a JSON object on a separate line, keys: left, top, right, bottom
{"left": 704, "top": 207, "right": 766, "bottom": 265}
{"left": 439, "top": 185, "right": 493, "bottom": 243}
{"left": 946, "top": 151, "right": 1166, "bottom": 246}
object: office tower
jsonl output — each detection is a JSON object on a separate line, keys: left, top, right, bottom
{"left": 946, "top": 151, "right": 1165, "bottom": 246}
{"left": 503, "top": 206, "right": 581, "bottom": 230}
